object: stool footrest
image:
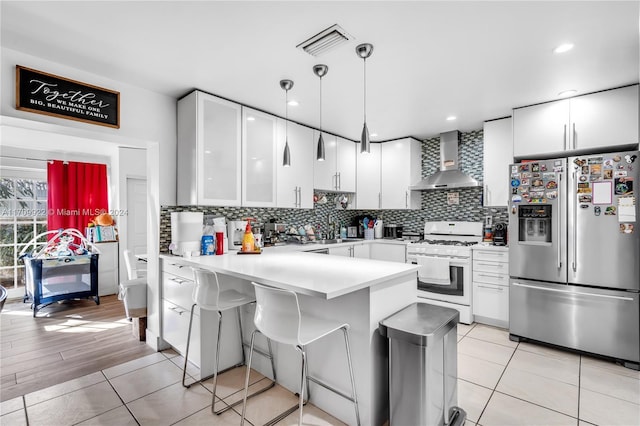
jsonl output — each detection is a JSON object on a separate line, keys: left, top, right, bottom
{"left": 262, "top": 401, "right": 304, "bottom": 426}
{"left": 182, "top": 361, "right": 245, "bottom": 388}
{"left": 308, "top": 375, "right": 357, "bottom": 403}
{"left": 215, "top": 379, "right": 276, "bottom": 415}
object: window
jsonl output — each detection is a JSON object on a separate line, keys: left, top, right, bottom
{"left": 0, "top": 178, "right": 48, "bottom": 290}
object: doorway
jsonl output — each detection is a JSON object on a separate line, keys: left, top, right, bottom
{"left": 126, "top": 177, "right": 148, "bottom": 259}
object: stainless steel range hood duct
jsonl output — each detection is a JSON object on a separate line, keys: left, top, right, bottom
{"left": 410, "top": 130, "right": 479, "bottom": 190}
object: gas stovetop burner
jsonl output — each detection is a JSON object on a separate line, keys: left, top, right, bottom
{"left": 412, "top": 239, "right": 479, "bottom": 246}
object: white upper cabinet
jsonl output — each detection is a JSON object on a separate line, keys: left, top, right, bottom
{"left": 177, "top": 91, "right": 242, "bottom": 206}
{"left": 381, "top": 138, "right": 421, "bottom": 209}
{"left": 513, "top": 99, "right": 569, "bottom": 158}
{"left": 513, "top": 85, "right": 639, "bottom": 159}
{"left": 483, "top": 118, "right": 513, "bottom": 207}
{"left": 313, "top": 132, "right": 337, "bottom": 191}
{"left": 313, "top": 135, "right": 357, "bottom": 192}
{"left": 336, "top": 137, "right": 357, "bottom": 192}
{"left": 242, "top": 107, "right": 277, "bottom": 207}
{"left": 356, "top": 143, "right": 382, "bottom": 209}
{"left": 276, "top": 120, "right": 314, "bottom": 209}
{"left": 569, "top": 85, "right": 639, "bottom": 151}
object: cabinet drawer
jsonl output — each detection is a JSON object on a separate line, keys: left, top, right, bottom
{"left": 473, "top": 260, "right": 509, "bottom": 274}
{"left": 473, "top": 282, "right": 509, "bottom": 323}
{"left": 473, "top": 270, "right": 509, "bottom": 286}
{"left": 163, "top": 272, "right": 195, "bottom": 309}
{"left": 162, "top": 300, "right": 201, "bottom": 367}
{"left": 473, "top": 250, "right": 509, "bottom": 263}
{"left": 162, "top": 259, "right": 194, "bottom": 281}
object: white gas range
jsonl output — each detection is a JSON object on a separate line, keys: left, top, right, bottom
{"left": 406, "top": 221, "right": 483, "bottom": 324}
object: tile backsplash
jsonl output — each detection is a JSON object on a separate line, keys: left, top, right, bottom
{"left": 160, "top": 129, "right": 508, "bottom": 251}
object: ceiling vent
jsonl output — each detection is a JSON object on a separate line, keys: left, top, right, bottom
{"left": 297, "top": 24, "right": 351, "bottom": 57}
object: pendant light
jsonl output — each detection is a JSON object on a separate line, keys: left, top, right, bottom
{"left": 280, "top": 79, "right": 294, "bottom": 167}
{"left": 313, "top": 64, "right": 329, "bottom": 161}
{"left": 356, "top": 43, "right": 373, "bottom": 154}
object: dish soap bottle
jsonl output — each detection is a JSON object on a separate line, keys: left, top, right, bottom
{"left": 340, "top": 223, "right": 347, "bottom": 239}
{"left": 241, "top": 219, "right": 255, "bottom": 252}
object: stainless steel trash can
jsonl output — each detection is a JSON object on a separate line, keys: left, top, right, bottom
{"left": 379, "top": 302, "right": 466, "bottom": 426}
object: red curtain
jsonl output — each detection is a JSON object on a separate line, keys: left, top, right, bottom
{"left": 47, "top": 161, "right": 109, "bottom": 236}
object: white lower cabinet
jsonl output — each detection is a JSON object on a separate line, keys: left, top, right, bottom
{"left": 369, "top": 243, "right": 406, "bottom": 263}
{"left": 328, "top": 246, "right": 351, "bottom": 257}
{"left": 96, "top": 241, "right": 118, "bottom": 296}
{"left": 160, "top": 258, "right": 244, "bottom": 377}
{"left": 472, "top": 247, "right": 509, "bottom": 328}
{"left": 327, "top": 243, "right": 369, "bottom": 258}
{"left": 353, "top": 243, "right": 370, "bottom": 259}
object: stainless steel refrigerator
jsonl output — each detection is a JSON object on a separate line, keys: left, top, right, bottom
{"left": 508, "top": 150, "right": 639, "bottom": 368}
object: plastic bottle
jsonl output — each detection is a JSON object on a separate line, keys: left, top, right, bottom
{"left": 215, "top": 232, "right": 224, "bottom": 255}
{"left": 340, "top": 224, "right": 347, "bottom": 239}
{"left": 201, "top": 235, "right": 214, "bottom": 255}
{"left": 241, "top": 220, "right": 255, "bottom": 252}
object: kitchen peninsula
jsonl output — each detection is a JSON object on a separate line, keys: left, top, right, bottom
{"left": 159, "top": 249, "right": 419, "bottom": 425}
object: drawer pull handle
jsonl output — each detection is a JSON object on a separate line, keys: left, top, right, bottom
{"left": 478, "top": 273, "right": 503, "bottom": 279}
{"left": 477, "top": 263, "right": 504, "bottom": 267}
{"left": 478, "top": 284, "right": 503, "bottom": 291}
{"left": 512, "top": 282, "right": 634, "bottom": 301}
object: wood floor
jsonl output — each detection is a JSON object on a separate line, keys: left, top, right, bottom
{"left": 0, "top": 294, "right": 155, "bottom": 402}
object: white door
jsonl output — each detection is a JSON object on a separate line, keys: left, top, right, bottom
{"left": 276, "top": 120, "right": 314, "bottom": 208}
{"left": 336, "top": 137, "right": 357, "bottom": 192}
{"left": 483, "top": 117, "right": 513, "bottom": 207}
{"left": 126, "top": 178, "right": 147, "bottom": 278}
{"left": 513, "top": 100, "right": 569, "bottom": 158}
{"left": 313, "top": 131, "right": 337, "bottom": 191}
{"left": 570, "top": 85, "right": 639, "bottom": 151}
{"left": 242, "top": 108, "right": 277, "bottom": 207}
{"left": 356, "top": 144, "right": 381, "bottom": 209}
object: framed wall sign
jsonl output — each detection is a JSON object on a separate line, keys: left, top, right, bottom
{"left": 16, "top": 65, "right": 120, "bottom": 128}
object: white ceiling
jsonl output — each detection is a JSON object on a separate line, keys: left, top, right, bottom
{"left": 1, "top": 1, "right": 638, "bottom": 141}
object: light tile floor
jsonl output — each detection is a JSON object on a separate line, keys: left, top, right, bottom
{"left": 1, "top": 323, "right": 638, "bottom": 425}
{"left": 457, "top": 323, "right": 640, "bottom": 426}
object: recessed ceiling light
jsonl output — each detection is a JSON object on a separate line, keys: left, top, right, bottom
{"left": 553, "top": 43, "right": 574, "bottom": 54}
{"left": 204, "top": 150, "right": 211, "bottom": 154}
{"left": 287, "top": 100, "right": 299, "bottom": 106}
{"left": 558, "top": 90, "right": 577, "bottom": 98}
{"left": 446, "top": 116, "right": 457, "bottom": 121}
{"left": 247, "top": 116, "right": 255, "bottom": 121}
{"left": 370, "top": 133, "right": 378, "bottom": 138}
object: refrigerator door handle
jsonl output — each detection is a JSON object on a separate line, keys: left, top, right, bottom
{"left": 563, "top": 124, "right": 567, "bottom": 151}
{"left": 557, "top": 172, "right": 562, "bottom": 270}
{"left": 572, "top": 171, "right": 577, "bottom": 272}
{"left": 512, "top": 282, "right": 634, "bottom": 301}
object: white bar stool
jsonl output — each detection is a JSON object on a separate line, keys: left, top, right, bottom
{"left": 123, "top": 249, "right": 143, "bottom": 280}
{"left": 183, "top": 268, "right": 276, "bottom": 414}
{"left": 241, "top": 282, "right": 361, "bottom": 426}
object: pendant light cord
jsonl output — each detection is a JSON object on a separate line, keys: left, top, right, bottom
{"left": 319, "top": 77, "right": 322, "bottom": 130}
{"left": 363, "top": 57, "right": 367, "bottom": 123}
{"left": 285, "top": 88, "right": 288, "bottom": 139}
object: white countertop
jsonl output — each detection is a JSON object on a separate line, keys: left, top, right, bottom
{"left": 263, "top": 238, "right": 410, "bottom": 253}
{"left": 472, "top": 243, "right": 509, "bottom": 251}
{"left": 160, "top": 248, "right": 418, "bottom": 299}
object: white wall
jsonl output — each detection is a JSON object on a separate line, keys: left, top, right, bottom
{"left": 1, "top": 47, "right": 176, "bottom": 206}
{"left": 1, "top": 47, "right": 177, "bottom": 350}
{"left": 115, "top": 146, "right": 147, "bottom": 283}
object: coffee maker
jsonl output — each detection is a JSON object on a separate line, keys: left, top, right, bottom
{"left": 493, "top": 222, "right": 508, "bottom": 246}
{"left": 227, "top": 220, "right": 248, "bottom": 251}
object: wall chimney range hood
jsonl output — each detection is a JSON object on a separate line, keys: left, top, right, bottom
{"left": 410, "top": 130, "right": 479, "bottom": 190}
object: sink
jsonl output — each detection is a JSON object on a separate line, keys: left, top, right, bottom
{"left": 312, "top": 239, "right": 343, "bottom": 244}
{"left": 312, "top": 238, "right": 364, "bottom": 244}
